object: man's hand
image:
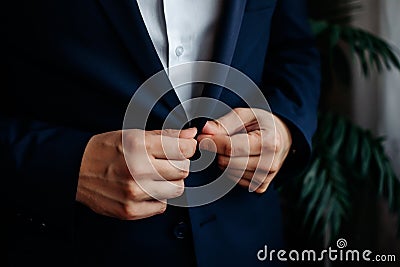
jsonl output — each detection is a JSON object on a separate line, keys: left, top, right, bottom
{"left": 197, "top": 108, "right": 292, "bottom": 193}
{"left": 76, "top": 128, "right": 197, "bottom": 220}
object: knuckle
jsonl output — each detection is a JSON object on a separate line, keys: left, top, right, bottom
{"left": 169, "top": 180, "right": 185, "bottom": 198}
{"left": 271, "top": 162, "right": 280, "bottom": 172}
{"left": 182, "top": 158, "right": 191, "bottom": 171}
{"left": 273, "top": 134, "right": 282, "bottom": 152}
{"left": 144, "top": 138, "right": 154, "bottom": 152}
{"left": 119, "top": 203, "right": 137, "bottom": 220}
{"left": 260, "top": 131, "right": 273, "bottom": 148}
{"left": 178, "top": 168, "right": 190, "bottom": 179}
{"left": 157, "top": 203, "right": 167, "bottom": 214}
{"left": 108, "top": 163, "right": 128, "bottom": 178}
{"left": 253, "top": 137, "right": 262, "bottom": 153}
{"left": 224, "top": 144, "right": 233, "bottom": 156}
{"left": 172, "top": 159, "right": 190, "bottom": 179}
{"left": 126, "top": 134, "right": 144, "bottom": 152}
{"left": 217, "top": 156, "right": 227, "bottom": 167}
{"left": 125, "top": 181, "right": 141, "bottom": 200}
{"left": 174, "top": 183, "right": 185, "bottom": 197}
{"left": 105, "top": 164, "right": 114, "bottom": 178}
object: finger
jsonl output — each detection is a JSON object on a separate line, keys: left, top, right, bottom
{"left": 225, "top": 173, "right": 251, "bottom": 188}
{"left": 198, "top": 132, "right": 261, "bottom": 156}
{"left": 226, "top": 168, "right": 269, "bottom": 191}
{"left": 77, "top": 173, "right": 137, "bottom": 204}
{"left": 178, "top": 127, "right": 198, "bottom": 139}
{"left": 225, "top": 168, "right": 269, "bottom": 182}
{"left": 152, "top": 159, "right": 190, "bottom": 181}
{"left": 217, "top": 155, "right": 274, "bottom": 172}
{"left": 93, "top": 178, "right": 185, "bottom": 203}
{"left": 146, "top": 134, "right": 197, "bottom": 159}
{"left": 76, "top": 180, "right": 168, "bottom": 220}
{"left": 129, "top": 158, "right": 190, "bottom": 181}
{"left": 202, "top": 108, "right": 257, "bottom": 136}
{"left": 249, "top": 172, "right": 276, "bottom": 193}
{"left": 152, "top": 128, "right": 197, "bottom": 139}
{"left": 135, "top": 179, "right": 185, "bottom": 201}
{"left": 123, "top": 200, "right": 168, "bottom": 220}
{"left": 225, "top": 173, "right": 273, "bottom": 194}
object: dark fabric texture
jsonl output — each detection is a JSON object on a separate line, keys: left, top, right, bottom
{"left": 2, "top": 0, "right": 320, "bottom": 266}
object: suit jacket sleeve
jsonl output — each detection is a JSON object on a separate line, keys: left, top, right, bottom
{"left": 1, "top": 115, "right": 92, "bottom": 236}
{"left": 262, "top": 0, "right": 321, "bottom": 183}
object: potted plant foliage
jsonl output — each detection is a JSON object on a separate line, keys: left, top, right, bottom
{"left": 280, "top": 0, "right": 400, "bottom": 261}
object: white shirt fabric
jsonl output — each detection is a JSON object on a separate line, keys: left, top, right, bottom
{"left": 136, "top": 0, "right": 223, "bottom": 117}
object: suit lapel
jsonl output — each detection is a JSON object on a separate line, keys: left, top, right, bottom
{"left": 97, "top": 0, "right": 162, "bottom": 79}
{"left": 213, "top": 0, "right": 247, "bottom": 67}
{"left": 97, "top": 0, "right": 247, "bottom": 128}
{"left": 97, "top": 0, "right": 182, "bottom": 115}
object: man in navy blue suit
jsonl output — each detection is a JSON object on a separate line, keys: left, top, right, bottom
{"left": 2, "top": 0, "right": 320, "bottom": 266}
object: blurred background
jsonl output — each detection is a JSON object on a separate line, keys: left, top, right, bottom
{"left": 352, "top": 0, "right": 400, "bottom": 176}
{"left": 352, "top": 0, "right": 400, "bottom": 263}
{"left": 281, "top": 0, "right": 400, "bottom": 266}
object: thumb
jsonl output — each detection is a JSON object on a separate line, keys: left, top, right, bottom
{"left": 178, "top": 127, "right": 198, "bottom": 139}
{"left": 156, "top": 127, "right": 197, "bottom": 139}
{"left": 202, "top": 120, "right": 227, "bottom": 135}
{"left": 202, "top": 108, "right": 256, "bottom": 136}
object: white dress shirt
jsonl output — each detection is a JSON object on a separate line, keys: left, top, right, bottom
{"left": 136, "top": 0, "right": 223, "bottom": 117}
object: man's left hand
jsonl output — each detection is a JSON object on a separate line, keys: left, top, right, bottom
{"left": 197, "top": 108, "right": 292, "bottom": 193}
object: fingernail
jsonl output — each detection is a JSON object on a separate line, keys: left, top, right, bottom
{"left": 248, "top": 181, "right": 260, "bottom": 193}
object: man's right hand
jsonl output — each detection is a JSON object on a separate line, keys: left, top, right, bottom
{"left": 76, "top": 128, "right": 197, "bottom": 220}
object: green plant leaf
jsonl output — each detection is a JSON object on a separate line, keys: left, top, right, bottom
{"left": 322, "top": 25, "right": 400, "bottom": 76}
{"left": 344, "top": 125, "right": 359, "bottom": 166}
{"left": 301, "top": 158, "right": 321, "bottom": 199}
{"left": 385, "top": 46, "right": 400, "bottom": 70}
{"left": 329, "top": 25, "right": 342, "bottom": 49}
{"left": 310, "top": 20, "right": 330, "bottom": 36}
{"left": 289, "top": 112, "right": 400, "bottom": 245}
{"left": 311, "top": 177, "right": 332, "bottom": 235}
{"left": 385, "top": 161, "right": 395, "bottom": 206}
{"left": 360, "top": 132, "right": 372, "bottom": 178}
{"left": 304, "top": 168, "right": 327, "bottom": 223}
{"left": 373, "top": 144, "right": 386, "bottom": 194}
{"left": 329, "top": 115, "right": 346, "bottom": 155}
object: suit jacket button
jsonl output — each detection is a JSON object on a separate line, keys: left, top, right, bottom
{"left": 173, "top": 221, "right": 187, "bottom": 239}
{"left": 39, "top": 222, "right": 47, "bottom": 231}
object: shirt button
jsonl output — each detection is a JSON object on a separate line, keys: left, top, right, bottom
{"left": 39, "top": 222, "right": 47, "bottom": 231}
{"left": 173, "top": 221, "right": 188, "bottom": 239}
{"left": 175, "top": 46, "right": 184, "bottom": 57}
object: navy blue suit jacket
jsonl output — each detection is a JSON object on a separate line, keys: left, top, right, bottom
{"left": 2, "top": 0, "right": 320, "bottom": 266}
